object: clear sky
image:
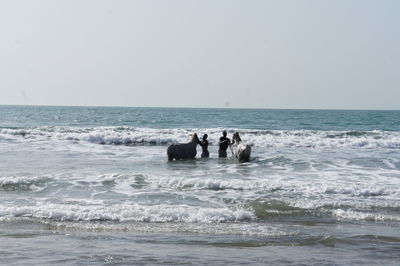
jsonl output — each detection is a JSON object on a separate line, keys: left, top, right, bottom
{"left": 1, "top": 0, "right": 399, "bottom": 109}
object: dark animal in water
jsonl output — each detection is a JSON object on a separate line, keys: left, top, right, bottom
{"left": 167, "top": 133, "right": 200, "bottom": 161}
{"left": 232, "top": 132, "right": 251, "bottom": 163}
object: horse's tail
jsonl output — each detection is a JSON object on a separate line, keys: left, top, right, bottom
{"left": 244, "top": 145, "right": 251, "bottom": 162}
{"left": 167, "top": 145, "right": 174, "bottom": 160}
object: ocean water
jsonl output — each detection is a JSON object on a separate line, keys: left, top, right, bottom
{"left": 0, "top": 105, "right": 399, "bottom": 265}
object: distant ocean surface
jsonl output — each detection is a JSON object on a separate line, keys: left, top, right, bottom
{"left": 1, "top": 105, "right": 399, "bottom": 265}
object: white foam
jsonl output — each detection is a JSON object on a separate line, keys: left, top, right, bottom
{"left": 382, "top": 159, "right": 397, "bottom": 169}
{"left": 0, "top": 202, "right": 255, "bottom": 223}
{"left": 1, "top": 126, "right": 400, "bottom": 149}
{"left": 0, "top": 176, "right": 51, "bottom": 192}
{"left": 0, "top": 175, "right": 47, "bottom": 185}
{"left": 149, "top": 176, "right": 281, "bottom": 191}
{"left": 303, "top": 181, "right": 399, "bottom": 197}
{"left": 0, "top": 217, "right": 291, "bottom": 237}
{"left": 146, "top": 174, "right": 400, "bottom": 199}
{"left": 332, "top": 209, "right": 400, "bottom": 222}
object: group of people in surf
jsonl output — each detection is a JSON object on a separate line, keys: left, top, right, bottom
{"left": 167, "top": 130, "right": 251, "bottom": 162}
{"left": 198, "top": 131, "right": 236, "bottom": 159}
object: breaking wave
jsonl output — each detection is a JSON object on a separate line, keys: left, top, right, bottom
{"left": 0, "top": 176, "right": 52, "bottom": 191}
{"left": 1, "top": 126, "right": 400, "bottom": 149}
{"left": 0, "top": 202, "right": 255, "bottom": 223}
{"left": 332, "top": 209, "right": 400, "bottom": 222}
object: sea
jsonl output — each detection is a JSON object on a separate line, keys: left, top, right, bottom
{"left": 0, "top": 105, "right": 399, "bottom": 265}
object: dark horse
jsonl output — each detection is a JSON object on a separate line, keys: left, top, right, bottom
{"left": 167, "top": 133, "right": 200, "bottom": 161}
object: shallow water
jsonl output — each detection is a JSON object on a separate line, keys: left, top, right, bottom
{"left": 1, "top": 106, "right": 400, "bottom": 265}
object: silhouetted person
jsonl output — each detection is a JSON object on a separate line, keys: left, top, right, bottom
{"left": 200, "top": 134, "right": 209, "bottom": 158}
{"left": 219, "top": 131, "right": 232, "bottom": 158}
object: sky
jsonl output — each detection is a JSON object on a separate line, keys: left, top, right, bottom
{"left": 1, "top": 0, "right": 399, "bottom": 109}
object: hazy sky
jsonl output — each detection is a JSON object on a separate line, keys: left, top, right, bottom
{"left": 1, "top": 0, "right": 399, "bottom": 109}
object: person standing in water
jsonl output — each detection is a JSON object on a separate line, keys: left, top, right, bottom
{"left": 200, "top": 134, "right": 209, "bottom": 158}
{"left": 218, "top": 131, "right": 232, "bottom": 158}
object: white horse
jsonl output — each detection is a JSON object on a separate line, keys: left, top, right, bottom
{"left": 232, "top": 132, "right": 251, "bottom": 163}
{"left": 167, "top": 133, "right": 200, "bottom": 161}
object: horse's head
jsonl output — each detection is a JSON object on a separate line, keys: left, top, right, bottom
{"left": 192, "top": 133, "right": 200, "bottom": 144}
{"left": 233, "top": 132, "right": 242, "bottom": 143}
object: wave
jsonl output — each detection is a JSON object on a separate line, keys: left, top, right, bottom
{"left": 0, "top": 202, "right": 255, "bottom": 223}
{"left": 0, "top": 176, "right": 52, "bottom": 191}
{"left": 3, "top": 172, "right": 398, "bottom": 199}
{"left": 139, "top": 175, "right": 400, "bottom": 199}
{"left": 244, "top": 198, "right": 400, "bottom": 222}
{"left": 0, "top": 217, "right": 290, "bottom": 238}
{"left": 148, "top": 176, "right": 282, "bottom": 191}
{"left": 1, "top": 126, "right": 400, "bottom": 149}
{"left": 332, "top": 209, "right": 400, "bottom": 222}
{"left": 2, "top": 200, "right": 399, "bottom": 224}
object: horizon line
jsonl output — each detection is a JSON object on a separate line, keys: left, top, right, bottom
{"left": 0, "top": 103, "right": 399, "bottom": 112}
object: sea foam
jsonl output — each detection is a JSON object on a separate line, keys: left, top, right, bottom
{"left": 1, "top": 126, "right": 400, "bottom": 149}
{"left": 0, "top": 202, "right": 255, "bottom": 223}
